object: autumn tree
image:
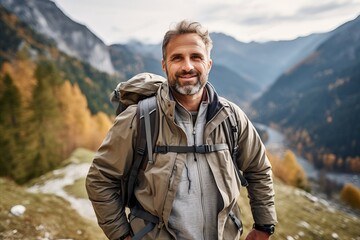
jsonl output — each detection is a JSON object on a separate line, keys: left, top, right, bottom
{"left": 89, "top": 111, "right": 112, "bottom": 149}
{"left": 25, "top": 60, "right": 64, "bottom": 180}
{"left": 340, "top": 183, "right": 360, "bottom": 209}
{"left": 0, "top": 59, "right": 112, "bottom": 183}
{"left": 275, "top": 150, "right": 309, "bottom": 190}
{"left": 1, "top": 57, "right": 37, "bottom": 102}
{"left": 56, "top": 80, "right": 112, "bottom": 155}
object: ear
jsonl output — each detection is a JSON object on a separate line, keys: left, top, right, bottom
{"left": 207, "top": 58, "right": 213, "bottom": 73}
{"left": 161, "top": 59, "right": 166, "bottom": 73}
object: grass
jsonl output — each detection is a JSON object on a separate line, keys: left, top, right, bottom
{"left": 64, "top": 177, "right": 88, "bottom": 199}
{"left": 62, "top": 148, "right": 95, "bottom": 165}
{"left": 0, "top": 178, "right": 106, "bottom": 240}
{"left": 2, "top": 147, "right": 360, "bottom": 240}
{"left": 238, "top": 178, "right": 360, "bottom": 239}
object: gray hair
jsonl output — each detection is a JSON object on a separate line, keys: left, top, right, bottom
{"left": 162, "top": 20, "right": 213, "bottom": 60}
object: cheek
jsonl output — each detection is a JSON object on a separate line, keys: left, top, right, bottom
{"left": 167, "top": 64, "right": 179, "bottom": 75}
{"left": 198, "top": 62, "right": 210, "bottom": 73}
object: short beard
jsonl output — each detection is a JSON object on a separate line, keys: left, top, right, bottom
{"left": 168, "top": 69, "right": 207, "bottom": 96}
{"left": 173, "top": 80, "right": 202, "bottom": 95}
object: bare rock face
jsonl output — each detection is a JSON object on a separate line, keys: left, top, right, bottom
{"left": 0, "top": 0, "right": 115, "bottom": 74}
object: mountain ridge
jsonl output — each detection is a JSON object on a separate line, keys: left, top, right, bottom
{"left": 2, "top": 0, "right": 359, "bottom": 176}
{"left": 251, "top": 14, "right": 360, "bottom": 173}
{"left": 0, "top": 0, "right": 335, "bottom": 100}
{"left": 0, "top": 0, "right": 115, "bottom": 73}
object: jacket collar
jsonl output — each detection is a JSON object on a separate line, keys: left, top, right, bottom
{"left": 205, "top": 82, "right": 223, "bottom": 122}
{"left": 158, "top": 81, "right": 223, "bottom": 122}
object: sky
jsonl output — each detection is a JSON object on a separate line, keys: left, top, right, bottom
{"left": 52, "top": 0, "right": 360, "bottom": 45}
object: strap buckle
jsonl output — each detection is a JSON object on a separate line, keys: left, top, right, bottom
{"left": 154, "top": 146, "right": 168, "bottom": 153}
{"left": 196, "top": 145, "right": 211, "bottom": 153}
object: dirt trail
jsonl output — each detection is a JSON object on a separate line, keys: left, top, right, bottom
{"left": 27, "top": 163, "right": 97, "bottom": 221}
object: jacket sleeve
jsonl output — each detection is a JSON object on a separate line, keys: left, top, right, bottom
{"left": 85, "top": 105, "right": 137, "bottom": 239}
{"left": 234, "top": 106, "right": 277, "bottom": 225}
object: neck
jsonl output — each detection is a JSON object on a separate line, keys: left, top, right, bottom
{"left": 172, "top": 88, "right": 205, "bottom": 112}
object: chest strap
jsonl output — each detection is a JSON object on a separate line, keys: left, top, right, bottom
{"left": 154, "top": 143, "right": 228, "bottom": 154}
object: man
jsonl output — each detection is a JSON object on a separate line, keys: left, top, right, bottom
{"left": 86, "top": 20, "right": 277, "bottom": 240}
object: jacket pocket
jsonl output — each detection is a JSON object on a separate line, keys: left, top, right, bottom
{"left": 229, "top": 211, "right": 243, "bottom": 234}
{"left": 223, "top": 206, "right": 242, "bottom": 240}
{"left": 168, "top": 162, "right": 178, "bottom": 191}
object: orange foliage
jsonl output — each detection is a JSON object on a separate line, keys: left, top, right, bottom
{"left": 88, "top": 112, "right": 112, "bottom": 150}
{"left": 1, "top": 58, "right": 112, "bottom": 156}
{"left": 1, "top": 60, "right": 37, "bottom": 102}
{"left": 56, "top": 81, "right": 112, "bottom": 155}
{"left": 340, "top": 183, "right": 360, "bottom": 209}
{"left": 1, "top": 58, "right": 112, "bottom": 158}
{"left": 347, "top": 157, "right": 360, "bottom": 173}
{"left": 268, "top": 150, "right": 308, "bottom": 190}
{"left": 322, "top": 153, "right": 337, "bottom": 170}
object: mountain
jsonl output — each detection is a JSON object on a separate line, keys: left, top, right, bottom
{"left": 0, "top": 0, "right": 115, "bottom": 73}
{"left": 1, "top": 0, "right": 332, "bottom": 96}
{"left": 251, "top": 15, "right": 360, "bottom": 172}
{"left": 0, "top": 6, "right": 118, "bottom": 182}
{"left": 0, "top": 4, "right": 55, "bottom": 63}
{"left": 0, "top": 4, "right": 120, "bottom": 115}
{"left": 109, "top": 42, "right": 260, "bottom": 106}
{"left": 209, "top": 64, "right": 261, "bottom": 106}
{"left": 210, "top": 32, "right": 331, "bottom": 90}
{"left": 109, "top": 43, "right": 164, "bottom": 79}
{"left": 120, "top": 32, "right": 330, "bottom": 101}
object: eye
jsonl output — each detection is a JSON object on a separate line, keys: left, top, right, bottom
{"left": 191, "top": 54, "right": 204, "bottom": 60}
{"left": 170, "top": 55, "right": 182, "bottom": 61}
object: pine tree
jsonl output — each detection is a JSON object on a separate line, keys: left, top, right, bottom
{"left": 0, "top": 73, "right": 22, "bottom": 177}
{"left": 25, "top": 61, "right": 64, "bottom": 180}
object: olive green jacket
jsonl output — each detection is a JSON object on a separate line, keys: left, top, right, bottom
{"left": 86, "top": 81, "right": 277, "bottom": 240}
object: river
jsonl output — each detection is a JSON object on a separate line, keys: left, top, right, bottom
{"left": 255, "top": 123, "right": 360, "bottom": 188}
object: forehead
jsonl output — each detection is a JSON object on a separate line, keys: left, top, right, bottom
{"left": 166, "top": 33, "right": 207, "bottom": 56}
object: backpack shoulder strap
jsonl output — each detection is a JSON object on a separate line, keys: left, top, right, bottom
{"left": 126, "top": 95, "right": 158, "bottom": 207}
{"left": 139, "top": 96, "right": 158, "bottom": 164}
{"left": 223, "top": 105, "right": 249, "bottom": 187}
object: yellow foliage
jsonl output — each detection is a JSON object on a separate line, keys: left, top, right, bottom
{"left": 0, "top": 59, "right": 112, "bottom": 181}
{"left": 347, "top": 156, "right": 360, "bottom": 173}
{"left": 340, "top": 184, "right": 360, "bottom": 209}
{"left": 1, "top": 60, "right": 37, "bottom": 102}
{"left": 268, "top": 150, "right": 308, "bottom": 190}
{"left": 322, "top": 153, "right": 337, "bottom": 170}
{"left": 88, "top": 112, "right": 112, "bottom": 150}
{"left": 56, "top": 81, "right": 111, "bottom": 154}
{"left": 1, "top": 58, "right": 112, "bottom": 155}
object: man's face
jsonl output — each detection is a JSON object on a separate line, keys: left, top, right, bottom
{"left": 162, "top": 33, "right": 212, "bottom": 96}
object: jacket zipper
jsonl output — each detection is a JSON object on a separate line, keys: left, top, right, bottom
{"left": 192, "top": 123, "right": 206, "bottom": 240}
{"left": 168, "top": 163, "right": 177, "bottom": 190}
{"left": 160, "top": 122, "right": 185, "bottom": 229}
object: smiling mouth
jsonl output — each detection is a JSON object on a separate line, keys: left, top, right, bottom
{"left": 176, "top": 70, "right": 198, "bottom": 80}
{"left": 179, "top": 74, "right": 197, "bottom": 79}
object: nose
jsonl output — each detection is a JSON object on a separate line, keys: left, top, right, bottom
{"left": 181, "top": 57, "right": 194, "bottom": 72}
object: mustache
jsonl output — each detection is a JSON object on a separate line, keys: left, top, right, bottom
{"left": 175, "top": 69, "right": 198, "bottom": 77}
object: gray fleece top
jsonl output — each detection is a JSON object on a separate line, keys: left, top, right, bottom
{"left": 168, "top": 93, "right": 223, "bottom": 240}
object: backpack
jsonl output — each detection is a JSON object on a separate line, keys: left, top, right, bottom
{"left": 111, "top": 73, "right": 248, "bottom": 209}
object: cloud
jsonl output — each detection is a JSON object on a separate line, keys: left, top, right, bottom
{"left": 298, "top": 0, "right": 358, "bottom": 15}
{"left": 236, "top": 0, "right": 360, "bottom": 26}
{"left": 53, "top": 0, "right": 360, "bottom": 44}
